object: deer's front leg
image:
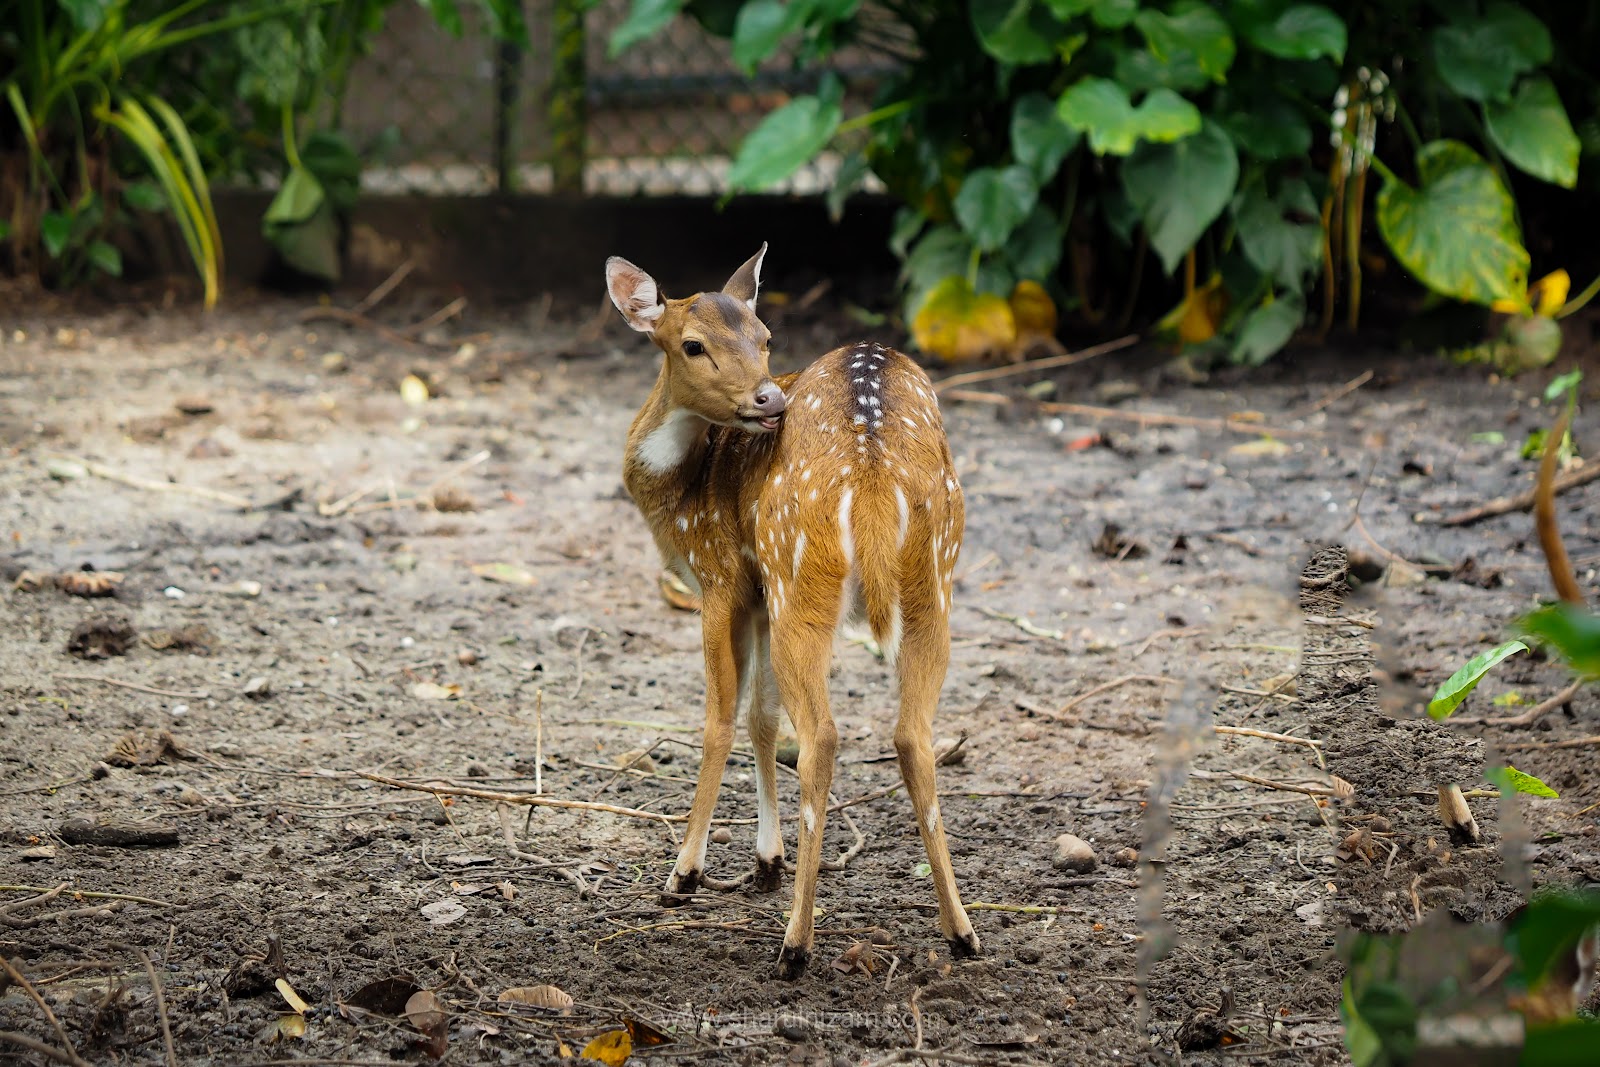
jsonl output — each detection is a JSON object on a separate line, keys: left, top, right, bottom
{"left": 663, "top": 598, "right": 745, "bottom": 906}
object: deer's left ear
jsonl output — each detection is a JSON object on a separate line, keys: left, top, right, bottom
{"left": 722, "top": 242, "right": 767, "bottom": 312}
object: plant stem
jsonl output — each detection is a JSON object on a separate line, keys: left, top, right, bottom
{"left": 836, "top": 98, "right": 915, "bottom": 136}
{"left": 281, "top": 103, "right": 301, "bottom": 171}
{"left": 1557, "top": 269, "right": 1600, "bottom": 319}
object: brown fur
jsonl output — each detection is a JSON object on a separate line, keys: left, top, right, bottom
{"left": 606, "top": 247, "right": 979, "bottom": 979}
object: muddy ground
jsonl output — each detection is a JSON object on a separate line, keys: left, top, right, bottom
{"left": 1, "top": 286, "right": 1597, "bottom": 1067}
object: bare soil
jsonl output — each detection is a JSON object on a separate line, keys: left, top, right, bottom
{"left": 1, "top": 291, "right": 1597, "bottom": 1066}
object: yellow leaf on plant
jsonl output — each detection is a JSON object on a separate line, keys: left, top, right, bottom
{"left": 1008, "top": 280, "right": 1057, "bottom": 338}
{"left": 1157, "top": 274, "right": 1228, "bottom": 345}
{"left": 1491, "top": 269, "right": 1569, "bottom": 316}
{"left": 581, "top": 1029, "right": 632, "bottom": 1065}
{"left": 911, "top": 276, "right": 1017, "bottom": 363}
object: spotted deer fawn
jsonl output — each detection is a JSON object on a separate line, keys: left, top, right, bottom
{"left": 605, "top": 245, "right": 980, "bottom": 978}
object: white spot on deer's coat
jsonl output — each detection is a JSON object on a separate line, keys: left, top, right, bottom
{"left": 676, "top": 516, "right": 688, "bottom": 531}
{"left": 894, "top": 485, "right": 909, "bottom": 550}
{"left": 792, "top": 531, "right": 806, "bottom": 580}
{"left": 838, "top": 487, "right": 855, "bottom": 568}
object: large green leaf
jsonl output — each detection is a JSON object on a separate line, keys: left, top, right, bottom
{"left": 40, "top": 212, "right": 72, "bottom": 259}
{"left": 1058, "top": 78, "right": 1201, "bottom": 156}
{"left": 1523, "top": 1019, "right": 1600, "bottom": 1066}
{"left": 1486, "top": 76, "right": 1580, "bottom": 189}
{"left": 1004, "top": 204, "right": 1064, "bottom": 280}
{"left": 1135, "top": 2, "right": 1235, "bottom": 83}
{"left": 1220, "top": 96, "right": 1312, "bottom": 160}
{"left": 1121, "top": 121, "right": 1239, "bottom": 273}
{"left": 1485, "top": 765, "right": 1558, "bottom": 798}
{"left": 1114, "top": 45, "right": 1210, "bottom": 93}
{"left": 1426, "top": 638, "right": 1528, "bottom": 719}
{"left": 731, "top": 0, "right": 794, "bottom": 71}
{"left": 87, "top": 240, "right": 122, "bottom": 277}
{"left": 1431, "top": 3, "right": 1552, "bottom": 103}
{"left": 903, "top": 225, "right": 975, "bottom": 316}
{"left": 1518, "top": 603, "right": 1600, "bottom": 677}
{"left": 609, "top": 0, "right": 686, "bottom": 56}
{"left": 1235, "top": 178, "right": 1322, "bottom": 288}
{"left": 1245, "top": 5, "right": 1346, "bottom": 63}
{"left": 1231, "top": 294, "right": 1302, "bottom": 365}
{"left": 1011, "top": 92, "right": 1080, "bottom": 184}
{"left": 971, "top": 0, "right": 1059, "bottom": 65}
{"left": 1376, "top": 140, "right": 1530, "bottom": 306}
{"left": 264, "top": 166, "right": 340, "bottom": 282}
{"left": 953, "top": 165, "right": 1039, "bottom": 253}
{"left": 1509, "top": 891, "right": 1600, "bottom": 991}
{"left": 727, "top": 79, "right": 842, "bottom": 191}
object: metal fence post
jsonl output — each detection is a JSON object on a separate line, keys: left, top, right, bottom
{"left": 549, "top": 0, "right": 587, "bottom": 195}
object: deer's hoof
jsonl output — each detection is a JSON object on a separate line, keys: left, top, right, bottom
{"left": 660, "top": 869, "right": 701, "bottom": 907}
{"left": 775, "top": 944, "right": 811, "bottom": 980}
{"left": 754, "top": 856, "right": 784, "bottom": 893}
{"left": 948, "top": 930, "right": 982, "bottom": 959}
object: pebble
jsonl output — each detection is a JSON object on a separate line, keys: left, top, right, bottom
{"left": 1109, "top": 846, "right": 1139, "bottom": 868}
{"left": 710, "top": 827, "right": 733, "bottom": 845}
{"left": 1052, "top": 833, "right": 1098, "bottom": 873}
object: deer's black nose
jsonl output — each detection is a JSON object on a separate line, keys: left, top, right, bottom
{"left": 753, "top": 385, "right": 787, "bottom": 414}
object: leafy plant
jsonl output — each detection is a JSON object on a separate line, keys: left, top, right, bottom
{"left": 610, "top": 1, "right": 1593, "bottom": 363}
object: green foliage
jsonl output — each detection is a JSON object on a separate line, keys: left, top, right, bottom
{"left": 611, "top": 0, "right": 1589, "bottom": 363}
{"left": 1427, "top": 639, "right": 1528, "bottom": 719}
{"left": 1484, "top": 764, "right": 1558, "bottom": 798}
{"left": 1519, "top": 603, "right": 1600, "bottom": 678}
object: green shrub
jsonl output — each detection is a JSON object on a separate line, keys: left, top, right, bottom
{"left": 613, "top": 1, "right": 1594, "bottom": 362}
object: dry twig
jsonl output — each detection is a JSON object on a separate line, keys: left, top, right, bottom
{"left": 0, "top": 957, "right": 87, "bottom": 1066}
{"left": 931, "top": 335, "right": 1138, "bottom": 393}
{"left": 136, "top": 949, "right": 176, "bottom": 1067}
{"left": 1432, "top": 461, "right": 1600, "bottom": 527}
{"left": 1291, "top": 369, "right": 1374, "bottom": 418}
{"left": 55, "top": 674, "right": 209, "bottom": 700}
{"left": 48, "top": 453, "right": 253, "bottom": 509}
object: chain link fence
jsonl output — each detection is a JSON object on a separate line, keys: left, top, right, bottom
{"left": 339, "top": 1, "right": 895, "bottom": 197}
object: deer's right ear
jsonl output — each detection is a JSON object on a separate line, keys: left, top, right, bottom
{"left": 606, "top": 256, "right": 665, "bottom": 333}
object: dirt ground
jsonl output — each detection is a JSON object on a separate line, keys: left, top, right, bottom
{"left": 1, "top": 286, "right": 1597, "bottom": 1067}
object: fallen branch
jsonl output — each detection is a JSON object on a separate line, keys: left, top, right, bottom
{"left": 932, "top": 335, "right": 1138, "bottom": 394}
{"left": 1291, "top": 369, "right": 1374, "bottom": 418}
{"left": 0, "top": 958, "right": 87, "bottom": 1067}
{"left": 348, "top": 259, "right": 416, "bottom": 315}
{"left": 0, "top": 885, "right": 179, "bottom": 908}
{"left": 48, "top": 454, "right": 253, "bottom": 510}
{"left": 358, "top": 771, "right": 723, "bottom": 823}
{"left": 55, "top": 674, "right": 210, "bottom": 700}
{"left": 1432, "top": 461, "right": 1600, "bottom": 527}
{"left": 1213, "top": 725, "right": 1322, "bottom": 750}
{"left": 1054, "top": 675, "right": 1177, "bottom": 717}
{"left": 942, "top": 389, "right": 1319, "bottom": 438}
{"left": 1454, "top": 679, "right": 1584, "bottom": 727}
{"left": 974, "top": 605, "right": 1068, "bottom": 641}
{"left": 136, "top": 949, "right": 176, "bottom": 1067}
{"left": 1500, "top": 735, "right": 1600, "bottom": 751}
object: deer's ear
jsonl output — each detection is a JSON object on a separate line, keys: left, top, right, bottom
{"left": 721, "top": 242, "right": 767, "bottom": 312}
{"left": 606, "top": 256, "right": 665, "bottom": 333}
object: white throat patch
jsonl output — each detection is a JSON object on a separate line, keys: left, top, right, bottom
{"left": 635, "top": 407, "right": 705, "bottom": 473}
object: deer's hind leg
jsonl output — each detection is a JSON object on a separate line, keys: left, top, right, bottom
{"left": 745, "top": 610, "right": 785, "bottom": 891}
{"left": 892, "top": 584, "right": 979, "bottom": 958}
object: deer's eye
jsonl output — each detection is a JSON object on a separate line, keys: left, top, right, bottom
{"left": 682, "top": 340, "right": 706, "bottom": 356}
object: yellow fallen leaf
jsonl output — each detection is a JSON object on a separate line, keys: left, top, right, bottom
{"left": 911, "top": 275, "right": 1017, "bottom": 363}
{"left": 276, "top": 1014, "right": 307, "bottom": 1040}
{"left": 657, "top": 570, "right": 700, "bottom": 612}
{"left": 1228, "top": 436, "right": 1291, "bottom": 458}
{"left": 558, "top": 1037, "right": 574, "bottom": 1058}
{"left": 412, "top": 681, "right": 462, "bottom": 701}
{"left": 471, "top": 562, "right": 538, "bottom": 586}
{"left": 581, "top": 1029, "right": 632, "bottom": 1065}
{"left": 276, "top": 978, "right": 311, "bottom": 1015}
{"left": 400, "top": 374, "right": 431, "bottom": 406}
